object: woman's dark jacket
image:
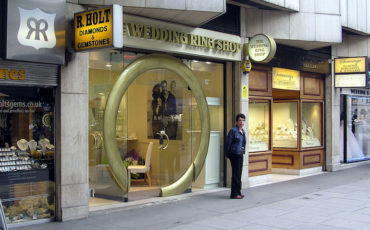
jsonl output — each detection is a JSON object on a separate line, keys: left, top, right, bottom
{"left": 226, "top": 126, "right": 246, "bottom": 158}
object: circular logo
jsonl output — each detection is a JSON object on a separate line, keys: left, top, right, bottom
{"left": 248, "top": 34, "right": 276, "bottom": 63}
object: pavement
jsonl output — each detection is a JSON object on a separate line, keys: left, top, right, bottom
{"left": 13, "top": 163, "right": 370, "bottom": 230}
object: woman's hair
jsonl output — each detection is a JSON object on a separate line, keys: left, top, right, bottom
{"left": 235, "top": 113, "right": 245, "bottom": 121}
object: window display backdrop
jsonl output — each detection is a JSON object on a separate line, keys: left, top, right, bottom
{"left": 301, "top": 102, "right": 322, "bottom": 148}
{"left": 249, "top": 100, "right": 270, "bottom": 152}
{"left": 272, "top": 101, "right": 298, "bottom": 148}
{"left": 344, "top": 96, "right": 370, "bottom": 162}
{"left": 88, "top": 50, "right": 225, "bottom": 202}
{"left": 0, "top": 86, "right": 55, "bottom": 225}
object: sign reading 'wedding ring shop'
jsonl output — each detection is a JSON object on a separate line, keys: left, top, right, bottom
{"left": 247, "top": 34, "right": 276, "bottom": 63}
{"left": 334, "top": 57, "right": 368, "bottom": 88}
{"left": 272, "top": 67, "right": 300, "bottom": 90}
{"left": 74, "top": 5, "right": 123, "bottom": 51}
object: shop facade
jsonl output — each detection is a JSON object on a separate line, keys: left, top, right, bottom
{"left": 247, "top": 45, "right": 330, "bottom": 181}
{"left": 0, "top": 0, "right": 65, "bottom": 226}
{"left": 86, "top": 14, "right": 242, "bottom": 205}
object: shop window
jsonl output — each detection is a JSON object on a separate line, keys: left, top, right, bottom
{"left": 249, "top": 101, "right": 270, "bottom": 152}
{"left": 344, "top": 96, "right": 370, "bottom": 162}
{"left": 0, "top": 86, "right": 55, "bottom": 224}
{"left": 272, "top": 102, "right": 298, "bottom": 148}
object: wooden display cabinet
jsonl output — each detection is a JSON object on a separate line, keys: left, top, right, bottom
{"left": 248, "top": 64, "right": 273, "bottom": 176}
{"left": 272, "top": 72, "right": 325, "bottom": 171}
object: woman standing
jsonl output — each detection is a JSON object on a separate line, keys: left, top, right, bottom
{"left": 226, "top": 113, "right": 246, "bottom": 199}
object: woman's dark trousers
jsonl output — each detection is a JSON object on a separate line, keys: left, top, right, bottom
{"left": 229, "top": 155, "right": 243, "bottom": 198}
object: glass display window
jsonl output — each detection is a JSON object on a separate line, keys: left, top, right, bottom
{"left": 248, "top": 100, "right": 270, "bottom": 152}
{"left": 0, "top": 86, "right": 55, "bottom": 224}
{"left": 272, "top": 101, "right": 298, "bottom": 148}
{"left": 344, "top": 96, "right": 370, "bottom": 162}
{"left": 301, "top": 102, "right": 322, "bottom": 148}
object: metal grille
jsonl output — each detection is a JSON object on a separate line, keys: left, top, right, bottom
{"left": 0, "top": 60, "right": 59, "bottom": 87}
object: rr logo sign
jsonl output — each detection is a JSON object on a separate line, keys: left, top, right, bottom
{"left": 17, "top": 7, "right": 56, "bottom": 50}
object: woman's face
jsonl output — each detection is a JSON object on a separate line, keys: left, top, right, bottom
{"left": 237, "top": 117, "right": 245, "bottom": 129}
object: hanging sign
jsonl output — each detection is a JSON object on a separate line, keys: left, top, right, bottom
{"left": 74, "top": 5, "right": 123, "bottom": 51}
{"left": 272, "top": 67, "right": 300, "bottom": 90}
{"left": 247, "top": 34, "right": 276, "bottom": 63}
{"left": 334, "top": 57, "right": 368, "bottom": 88}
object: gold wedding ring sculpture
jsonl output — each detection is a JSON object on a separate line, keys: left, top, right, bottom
{"left": 103, "top": 54, "right": 210, "bottom": 197}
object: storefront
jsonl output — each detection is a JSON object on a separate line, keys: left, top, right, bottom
{"left": 248, "top": 45, "right": 329, "bottom": 178}
{"left": 86, "top": 14, "right": 241, "bottom": 205}
{"left": 0, "top": 60, "right": 58, "bottom": 225}
{"left": 0, "top": 0, "right": 65, "bottom": 226}
{"left": 340, "top": 89, "right": 370, "bottom": 162}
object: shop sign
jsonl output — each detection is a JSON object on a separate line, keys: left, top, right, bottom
{"left": 247, "top": 34, "right": 276, "bottom": 63}
{"left": 0, "top": 60, "right": 58, "bottom": 87}
{"left": 122, "top": 15, "right": 242, "bottom": 61}
{"left": 335, "top": 74, "right": 366, "bottom": 88}
{"left": 5, "top": 0, "right": 66, "bottom": 64}
{"left": 334, "top": 57, "right": 366, "bottom": 74}
{"left": 341, "top": 88, "right": 370, "bottom": 96}
{"left": 334, "top": 57, "right": 369, "bottom": 88}
{"left": 272, "top": 67, "right": 300, "bottom": 90}
{"left": 74, "top": 5, "right": 123, "bottom": 51}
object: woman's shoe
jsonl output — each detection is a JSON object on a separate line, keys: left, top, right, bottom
{"left": 230, "top": 195, "right": 243, "bottom": 199}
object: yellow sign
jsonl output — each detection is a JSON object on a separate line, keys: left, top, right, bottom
{"left": 242, "top": 85, "right": 248, "bottom": 99}
{"left": 335, "top": 57, "right": 366, "bottom": 73}
{"left": 74, "top": 5, "right": 123, "bottom": 51}
{"left": 272, "top": 67, "right": 300, "bottom": 90}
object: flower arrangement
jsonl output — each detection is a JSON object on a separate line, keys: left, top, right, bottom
{"left": 123, "top": 149, "right": 145, "bottom": 179}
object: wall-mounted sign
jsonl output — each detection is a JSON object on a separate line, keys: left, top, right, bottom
{"left": 247, "top": 34, "right": 276, "bottom": 63}
{"left": 272, "top": 67, "right": 300, "bottom": 90}
{"left": 334, "top": 57, "right": 368, "bottom": 88}
{"left": 5, "top": 0, "right": 66, "bottom": 64}
{"left": 242, "top": 85, "right": 248, "bottom": 99}
{"left": 74, "top": 5, "right": 123, "bottom": 51}
{"left": 341, "top": 88, "right": 370, "bottom": 96}
{"left": 335, "top": 74, "right": 366, "bottom": 88}
{"left": 122, "top": 15, "right": 242, "bottom": 61}
{"left": 334, "top": 57, "right": 366, "bottom": 73}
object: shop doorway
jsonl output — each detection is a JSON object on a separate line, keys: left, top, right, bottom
{"left": 121, "top": 67, "right": 195, "bottom": 200}
{"left": 88, "top": 51, "right": 225, "bottom": 206}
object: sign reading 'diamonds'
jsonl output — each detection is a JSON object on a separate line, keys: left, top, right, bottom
{"left": 272, "top": 67, "right": 300, "bottom": 90}
{"left": 74, "top": 5, "right": 123, "bottom": 51}
{"left": 247, "top": 34, "right": 276, "bottom": 63}
{"left": 5, "top": 0, "right": 66, "bottom": 64}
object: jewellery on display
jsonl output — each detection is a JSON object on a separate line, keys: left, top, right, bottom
{"left": 28, "top": 140, "right": 37, "bottom": 151}
{"left": 17, "top": 139, "right": 29, "bottom": 151}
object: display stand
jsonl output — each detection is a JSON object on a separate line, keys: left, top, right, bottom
{"left": 272, "top": 72, "right": 325, "bottom": 172}
{"left": 248, "top": 65, "right": 273, "bottom": 177}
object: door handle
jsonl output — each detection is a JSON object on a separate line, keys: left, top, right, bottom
{"left": 157, "top": 130, "right": 169, "bottom": 150}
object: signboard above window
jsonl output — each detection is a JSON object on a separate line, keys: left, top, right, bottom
{"left": 272, "top": 67, "right": 300, "bottom": 91}
{"left": 334, "top": 57, "right": 368, "bottom": 88}
{"left": 74, "top": 5, "right": 123, "bottom": 51}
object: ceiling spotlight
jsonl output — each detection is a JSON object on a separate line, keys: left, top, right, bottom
{"left": 105, "top": 62, "right": 112, "bottom": 68}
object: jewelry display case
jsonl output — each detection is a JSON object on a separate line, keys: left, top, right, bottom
{"left": 301, "top": 102, "right": 322, "bottom": 148}
{"left": 272, "top": 101, "right": 298, "bottom": 149}
{"left": 249, "top": 101, "right": 270, "bottom": 152}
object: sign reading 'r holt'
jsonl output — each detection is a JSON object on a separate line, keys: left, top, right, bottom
{"left": 74, "top": 5, "right": 122, "bottom": 51}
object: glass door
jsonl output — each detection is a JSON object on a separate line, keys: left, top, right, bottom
{"left": 123, "top": 66, "right": 193, "bottom": 198}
